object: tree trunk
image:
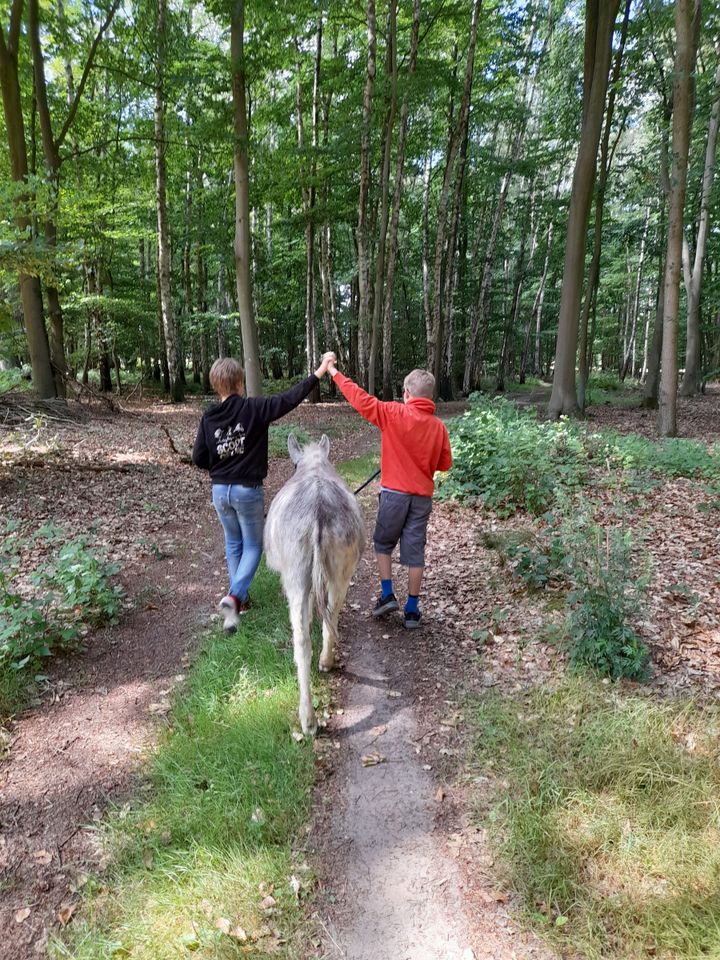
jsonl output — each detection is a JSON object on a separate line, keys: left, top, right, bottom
{"left": 368, "top": 0, "right": 397, "bottom": 397}
{"left": 548, "top": 0, "right": 621, "bottom": 419}
{"left": 356, "top": 0, "right": 377, "bottom": 389}
{"left": 29, "top": 0, "right": 119, "bottom": 399}
{"left": 679, "top": 43, "right": 720, "bottom": 396}
{"left": 296, "top": 20, "right": 322, "bottom": 402}
{"left": 430, "top": 0, "right": 482, "bottom": 390}
{"left": 379, "top": 0, "right": 420, "bottom": 400}
{"left": 576, "top": 0, "right": 630, "bottom": 408}
{"left": 155, "top": 0, "right": 183, "bottom": 402}
{"left": 421, "top": 151, "right": 432, "bottom": 348}
{"left": 658, "top": 0, "right": 700, "bottom": 436}
{"left": 0, "top": 3, "right": 56, "bottom": 399}
{"left": 231, "top": 0, "right": 263, "bottom": 396}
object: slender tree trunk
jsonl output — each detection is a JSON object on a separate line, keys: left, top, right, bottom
{"left": 548, "top": 0, "right": 621, "bottom": 419}
{"left": 297, "top": 20, "right": 322, "bottom": 402}
{"left": 576, "top": 0, "right": 630, "bottom": 409}
{"left": 680, "top": 44, "right": 720, "bottom": 396}
{"left": 155, "top": 0, "right": 183, "bottom": 401}
{"left": 231, "top": 0, "right": 262, "bottom": 396}
{"left": 658, "top": 0, "right": 700, "bottom": 436}
{"left": 620, "top": 206, "right": 650, "bottom": 379}
{"left": 0, "top": 4, "right": 56, "bottom": 398}
{"left": 368, "top": 0, "right": 397, "bottom": 396}
{"left": 356, "top": 0, "right": 377, "bottom": 389}
{"left": 430, "top": 0, "right": 482, "bottom": 390}
{"left": 421, "top": 151, "right": 432, "bottom": 346}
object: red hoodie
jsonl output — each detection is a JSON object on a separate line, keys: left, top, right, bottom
{"left": 332, "top": 371, "right": 452, "bottom": 496}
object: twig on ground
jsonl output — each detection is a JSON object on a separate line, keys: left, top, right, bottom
{"left": 160, "top": 424, "right": 193, "bottom": 464}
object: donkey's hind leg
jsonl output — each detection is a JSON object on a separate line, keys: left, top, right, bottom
{"left": 319, "top": 564, "right": 352, "bottom": 673}
{"left": 288, "top": 585, "right": 316, "bottom": 735}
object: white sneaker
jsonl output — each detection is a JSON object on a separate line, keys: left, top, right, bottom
{"left": 219, "top": 595, "right": 240, "bottom": 633}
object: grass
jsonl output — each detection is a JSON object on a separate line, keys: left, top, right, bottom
{"left": 335, "top": 450, "right": 380, "bottom": 489}
{"left": 51, "top": 565, "right": 325, "bottom": 960}
{"left": 468, "top": 677, "right": 720, "bottom": 959}
{"left": 268, "top": 423, "right": 311, "bottom": 459}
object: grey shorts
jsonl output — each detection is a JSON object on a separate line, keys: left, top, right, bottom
{"left": 373, "top": 489, "right": 433, "bottom": 568}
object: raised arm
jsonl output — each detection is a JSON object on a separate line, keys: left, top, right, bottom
{"left": 328, "top": 359, "right": 389, "bottom": 429}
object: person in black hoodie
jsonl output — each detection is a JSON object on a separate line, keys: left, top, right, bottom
{"left": 192, "top": 355, "right": 333, "bottom": 632}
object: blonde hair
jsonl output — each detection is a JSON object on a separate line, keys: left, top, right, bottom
{"left": 403, "top": 369, "right": 435, "bottom": 399}
{"left": 210, "top": 358, "right": 244, "bottom": 397}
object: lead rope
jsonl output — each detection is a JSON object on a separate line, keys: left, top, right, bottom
{"left": 353, "top": 468, "right": 381, "bottom": 496}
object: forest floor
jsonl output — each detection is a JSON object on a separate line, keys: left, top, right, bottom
{"left": 0, "top": 387, "right": 719, "bottom": 959}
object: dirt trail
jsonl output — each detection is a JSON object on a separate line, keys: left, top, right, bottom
{"left": 311, "top": 498, "right": 557, "bottom": 960}
{"left": 316, "top": 608, "right": 476, "bottom": 959}
{"left": 1, "top": 397, "right": 552, "bottom": 959}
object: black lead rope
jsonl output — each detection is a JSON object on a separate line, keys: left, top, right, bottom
{"left": 353, "top": 468, "right": 381, "bottom": 496}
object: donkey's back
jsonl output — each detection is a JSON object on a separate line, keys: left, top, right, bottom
{"left": 265, "top": 435, "right": 365, "bottom": 734}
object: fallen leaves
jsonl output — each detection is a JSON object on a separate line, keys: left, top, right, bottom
{"left": 15, "top": 907, "right": 31, "bottom": 924}
{"left": 57, "top": 903, "right": 77, "bottom": 927}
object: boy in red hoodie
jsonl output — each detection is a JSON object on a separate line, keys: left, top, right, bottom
{"left": 325, "top": 354, "right": 452, "bottom": 628}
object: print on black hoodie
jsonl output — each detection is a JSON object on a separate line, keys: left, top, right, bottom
{"left": 192, "top": 375, "right": 318, "bottom": 486}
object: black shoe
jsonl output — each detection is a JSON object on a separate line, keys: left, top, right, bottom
{"left": 403, "top": 610, "right": 422, "bottom": 629}
{"left": 372, "top": 592, "right": 399, "bottom": 617}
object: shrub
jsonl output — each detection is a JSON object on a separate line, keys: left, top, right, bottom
{"left": 438, "top": 397, "right": 588, "bottom": 515}
{"left": 0, "top": 532, "right": 122, "bottom": 673}
{"left": 561, "top": 520, "right": 650, "bottom": 681}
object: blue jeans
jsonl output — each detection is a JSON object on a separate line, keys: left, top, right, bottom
{"left": 211, "top": 484, "right": 265, "bottom": 602}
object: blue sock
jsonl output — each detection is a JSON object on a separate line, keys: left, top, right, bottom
{"left": 405, "top": 595, "right": 419, "bottom": 614}
{"left": 381, "top": 579, "right": 393, "bottom": 598}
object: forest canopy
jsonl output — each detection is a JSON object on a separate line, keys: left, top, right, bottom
{"left": 1, "top": 0, "right": 718, "bottom": 435}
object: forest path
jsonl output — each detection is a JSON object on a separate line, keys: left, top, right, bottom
{"left": 0, "top": 400, "right": 366, "bottom": 957}
{"left": 309, "top": 412, "right": 556, "bottom": 960}
{"left": 1, "top": 397, "right": 550, "bottom": 960}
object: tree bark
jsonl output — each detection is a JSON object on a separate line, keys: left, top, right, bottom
{"left": 231, "top": 0, "right": 262, "bottom": 396}
{"left": 576, "top": 0, "right": 631, "bottom": 410}
{"left": 547, "top": 0, "right": 621, "bottom": 419}
{"left": 155, "top": 0, "right": 183, "bottom": 402}
{"left": 679, "top": 42, "right": 720, "bottom": 396}
{"left": 356, "top": 0, "right": 377, "bottom": 389}
{"left": 658, "top": 0, "right": 700, "bottom": 436}
{"left": 430, "top": 0, "right": 482, "bottom": 390}
{"left": 0, "top": 1, "right": 56, "bottom": 399}
{"left": 368, "top": 0, "right": 397, "bottom": 396}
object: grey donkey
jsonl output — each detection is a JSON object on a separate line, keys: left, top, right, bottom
{"left": 265, "top": 433, "right": 365, "bottom": 735}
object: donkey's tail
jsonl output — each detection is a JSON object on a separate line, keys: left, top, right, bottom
{"left": 312, "top": 526, "right": 334, "bottom": 634}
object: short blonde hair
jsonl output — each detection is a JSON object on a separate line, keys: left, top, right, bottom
{"left": 210, "top": 358, "right": 244, "bottom": 397}
{"left": 403, "top": 369, "right": 435, "bottom": 399}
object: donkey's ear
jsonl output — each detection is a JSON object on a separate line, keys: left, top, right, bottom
{"left": 319, "top": 434, "right": 330, "bottom": 458}
{"left": 287, "top": 432, "right": 303, "bottom": 464}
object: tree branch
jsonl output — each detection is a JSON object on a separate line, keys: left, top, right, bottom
{"left": 57, "top": 0, "right": 122, "bottom": 150}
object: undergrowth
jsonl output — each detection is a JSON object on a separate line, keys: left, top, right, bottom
{"left": 51, "top": 565, "right": 323, "bottom": 960}
{"left": 439, "top": 396, "right": 719, "bottom": 514}
{"left": 469, "top": 678, "right": 720, "bottom": 960}
{"left": 0, "top": 523, "right": 122, "bottom": 712}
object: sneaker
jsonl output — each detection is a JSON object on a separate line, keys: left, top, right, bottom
{"left": 219, "top": 595, "right": 240, "bottom": 633}
{"left": 403, "top": 610, "right": 422, "bottom": 629}
{"left": 372, "top": 592, "right": 399, "bottom": 617}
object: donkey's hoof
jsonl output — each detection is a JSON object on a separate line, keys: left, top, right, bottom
{"left": 299, "top": 709, "right": 317, "bottom": 737}
{"left": 319, "top": 657, "right": 335, "bottom": 673}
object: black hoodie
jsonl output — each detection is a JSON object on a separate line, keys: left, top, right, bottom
{"left": 191, "top": 375, "right": 318, "bottom": 485}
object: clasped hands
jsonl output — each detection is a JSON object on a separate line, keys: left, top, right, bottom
{"left": 314, "top": 352, "right": 339, "bottom": 379}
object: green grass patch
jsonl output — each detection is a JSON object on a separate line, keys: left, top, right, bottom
{"left": 51, "top": 565, "right": 322, "bottom": 960}
{"left": 268, "top": 424, "right": 311, "bottom": 459}
{"left": 469, "top": 677, "right": 720, "bottom": 959}
{"left": 0, "top": 367, "right": 32, "bottom": 394}
{"left": 335, "top": 450, "right": 380, "bottom": 489}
